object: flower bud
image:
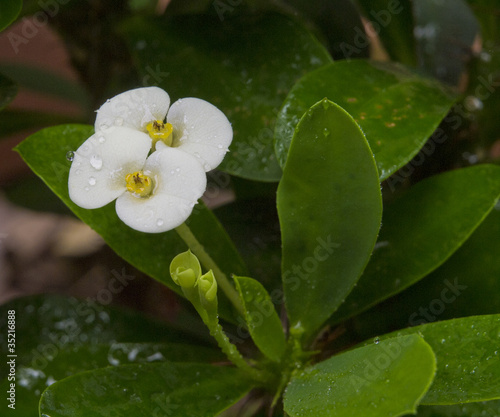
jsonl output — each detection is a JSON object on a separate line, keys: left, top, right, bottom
{"left": 170, "top": 250, "right": 201, "bottom": 289}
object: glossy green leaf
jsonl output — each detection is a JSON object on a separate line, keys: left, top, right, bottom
{"left": 351, "top": 207, "right": 500, "bottom": 339}
{"left": 1, "top": 342, "right": 223, "bottom": 416}
{"left": 356, "top": 0, "right": 416, "bottom": 66}
{"left": 0, "top": 294, "right": 206, "bottom": 370}
{"left": 277, "top": 99, "right": 382, "bottom": 339}
{"left": 15, "top": 125, "right": 248, "bottom": 321}
{"left": 284, "top": 334, "right": 436, "bottom": 417}
{"left": 274, "top": 60, "right": 456, "bottom": 180}
{"left": 0, "top": 0, "right": 22, "bottom": 32}
{"left": 121, "top": 12, "right": 332, "bottom": 181}
{"left": 330, "top": 164, "right": 500, "bottom": 325}
{"left": 233, "top": 276, "right": 286, "bottom": 362}
{"left": 40, "top": 362, "right": 254, "bottom": 416}
{"left": 382, "top": 315, "right": 500, "bottom": 405}
{"left": 414, "top": 399, "right": 500, "bottom": 416}
{"left": 0, "top": 73, "right": 17, "bottom": 111}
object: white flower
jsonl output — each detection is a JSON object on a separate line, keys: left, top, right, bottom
{"left": 68, "top": 87, "right": 233, "bottom": 233}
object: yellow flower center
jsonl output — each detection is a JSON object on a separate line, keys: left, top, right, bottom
{"left": 125, "top": 171, "right": 153, "bottom": 197}
{"left": 146, "top": 120, "right": 173, "bottom": 147}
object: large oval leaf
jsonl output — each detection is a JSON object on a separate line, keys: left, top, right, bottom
{"left": 15, "top": 125, "right": 248, "bottom": 321}
{"left": 351, "top": 206, "right": 500, "bottom": 339}
{"left": 274, "top": 60, "right": 456, "bottom": 180}
{"left": 330, "top": 164, "right": 500, "bottom": 325}
{"left": 40, "top": 362, "right": 254, "bottom": 416}
{"left": 0, "top": 342, "right": 223, "bottom": 416}
{"left": 284, "top": 334, "right": 436, "bottom": 417}
{"left": 381, "top": 315, "right": 500, "bottom": 405}
{"left": 121, "top": 12, "right": 332, "bottom": 181}
{"left": 277, "top": 99, "right": 382, "bottom": 339}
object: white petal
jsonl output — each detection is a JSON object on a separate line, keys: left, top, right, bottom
{"left": 167, "top": 98, "right": 233, "bottom": 171}
{"left": 68, "top": 126, "right": 152, "bottom": 209}
{"left": 115, "top": 147, "right": 207, "bottom": 233}
{"left": 94, "top": 87, "right": 170, "bottom": 132}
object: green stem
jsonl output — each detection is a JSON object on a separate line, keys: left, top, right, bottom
{"left": 175, "top": 223, "right": 244, "bottom": 315}
{"left": 209, "top": 319, "right": 264, "bottom": 381}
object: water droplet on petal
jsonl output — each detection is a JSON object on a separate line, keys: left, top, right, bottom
{"left": 217, "top": 144, "right": 223, "bottom": 149}
{"left": 100, "top": 123, "right": 109, "bottom": 131}
{"left": 75, "top": 169, "right": 82, "bottom": 175}
{"left": 156, "top": 219, "right": 164, "bottom": 226}
{"left": 115, "top": 117, "right": 124, "bottom": 126}
{"left": 98, "top": 135, "right": 105, "bottom": 143}
{"left": 66, "top": 151, "right": 75, "bottom": 161}
{"left": 90, "top": 155, "right": 103, "bottom": 170}
{"left": 88, "top": 177, "right": 96, "bottom": 186}
{"left": 84, "top": 186, "right": 90, "bottom": 191}
{"left": 175, "top": 167, "right": 180, "bottom": 172}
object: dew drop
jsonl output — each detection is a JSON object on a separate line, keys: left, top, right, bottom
{"left": 115, "top": 117, "right": 124, "bottom": 126}
{"left": 175, "top": 167, "right": 180, "bottom": 172}
{"left": 88, "top": 177, "right": 96, "bottom": 186}
{"left": 156, "top": 219, "right": 164, "bottom": 227}
{"left": 75, "top": 169, "right": 82, "bottom": 175}
{"left": 99, "top": 122, "right": 109, "bottom": 131}
{"left": 373, "top": 337, "right": 380, "bottom": 344}
{"left": 84, "top": 186, "right": 90, "bottom": 191}
{"left": 217, "top": 144, "right": 223, "bottom": 149}
{"left": 90, "top": 155, "right": 103, "bottom": 170}
{"left": 98, "top": 135, "right": 105, "bottom": 143}
{"left": 66, "top": 151, "right": 75, "bottom": 161}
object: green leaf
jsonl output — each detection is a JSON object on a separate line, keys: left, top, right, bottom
{"left": 0, "top": 0, "right": 22, "bottom": 32}
{"left": 330, "top": 164, "right": 500, "bottom": 324}
{"left": 1, "top": 342, "right": 223, "bottom": 416}
{"left": 0, "top": 73, "right": 17, "bottom": 111}
{"left": 233, "top": 276, "right": 286, "bottom": 362}
{"left": 15, "top": 124, "right": 248, "bottom": 321}
{"left": 40, "top": 362, "right": 254, "bottom": 416}
{"left": 274, "top": 60, "right": 456, "bottom": 180}
{"left": 382, "top": 315, "right": 500, "bottom": 405}
{"left": 415, "top": 399, "right": 500, "bottom": 416}
{"left": 277, "top": 99, "right": 382, "bottom": 339}
{"left": 284, "top": 334, "right": 436, "bottom": 417}
{"left": 350, "top": 207, "right": 500, "bottom": 340}
{"left": 121, "top": 12, "right": 332, "bottom": 181}
{"left": 0, "top": 294, "right": 206, "bottom": 370}
{"left": 0, "top": 63, "right": 91, "bottom": 107}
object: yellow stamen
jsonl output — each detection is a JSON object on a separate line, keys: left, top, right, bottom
{"left": 146, "top": 119, "right": 173, "bottom": 147}
{"left": 125, "top": 171, "right": 154, "bottom": 197}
